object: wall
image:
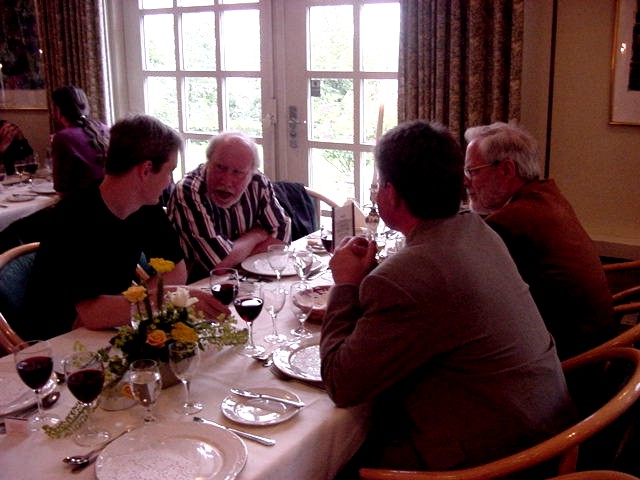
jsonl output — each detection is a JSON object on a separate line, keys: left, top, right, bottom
{"left": 522, "top": 0, "right": 640, "bottom": 259}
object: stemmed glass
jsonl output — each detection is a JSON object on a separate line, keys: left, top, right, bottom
{"left": 63, "top": 351, "right": 110, "bottom": 446}
{"left": 209, "top": 268, "right": 239, "bottom": 307}
{"left": 233, "top": 283, "right": 265, "bottom": 357}
{"left": 267, "top": 244, "right": 290, "bottom": 281}
{"left": 290, "top": 281, "right": 314, "bottom": 338}
{"left": 261, "top": 283, "right": 287, "bottom": 344}
{"left": 320, "top": 229, "right": 334, "bottom": 255}
{"left": 14, "top": 340, "right": 60, "bottom": 432}
{"left": 129, "top": 359, "right": 162, "bottom": 423}
{"left": 292, "top": 250, "right": 314, "bottom": 283}
{"left": 168, "top": 342, "right": 203, "bottom": 415}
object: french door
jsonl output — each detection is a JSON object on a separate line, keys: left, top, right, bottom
{"left": 114, "top": 0, "right": 398, "bottom": 207}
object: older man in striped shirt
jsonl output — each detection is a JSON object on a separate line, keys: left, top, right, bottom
{"left": 168, "top": 131, "right": 291, "bottom": 282}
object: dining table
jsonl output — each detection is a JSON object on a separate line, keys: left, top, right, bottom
{"left": 0, "top": 235, "right": 372, "bottom": 480}
{"left": 0, "top": 177, "right": 58, "bottom": 232}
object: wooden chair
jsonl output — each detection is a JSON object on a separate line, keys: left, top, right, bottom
{"left": 547, "top": 471, "right": 640, "bottom": 480}
{"left": 359, "top": 347, "right": 640, "bottom": 480}
{"left": 0, "top": 311, "right": 23, "bottom": 355}
{"left": 304, "top": 186, "right": 339, "bottom": 231}
{"left": 0, "top": 242, "right": 39, "bottom": 353}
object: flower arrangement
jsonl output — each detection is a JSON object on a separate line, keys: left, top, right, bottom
{"left": 98, "top": 258, "right": 247, "bottom": 385}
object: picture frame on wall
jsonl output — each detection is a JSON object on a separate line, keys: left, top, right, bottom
{"left": 0, "top": 0, "right": 46, "bottom": 110}
{"left": 611, "top": 0, "right": 640, "bottom": 125}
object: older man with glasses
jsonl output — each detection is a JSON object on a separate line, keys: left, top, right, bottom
{"left": 464, "top": 122, "right": 615, "bottom": 360}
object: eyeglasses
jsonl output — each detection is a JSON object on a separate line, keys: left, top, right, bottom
{"left": 464, "top": 160, "right": 500, "bottom": 179}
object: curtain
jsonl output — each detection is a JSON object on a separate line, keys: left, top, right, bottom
{"left": 34, "top": 0, "right": 107, "bottom": 127}
{"left": 399, "top": 0, "right": 523, "bottom": 143}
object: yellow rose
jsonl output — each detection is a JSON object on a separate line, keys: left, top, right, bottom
{"left": 146, "top": 329, "right": 168, "bottom": 347}
{"left": 171, "top": 322, "right": 199, "bottom": 343}
{"left": 122, "top": 285, "right": 147, "bottom": 303}
{"left": 149, "top": 258, "right": 175, "bottom": 274}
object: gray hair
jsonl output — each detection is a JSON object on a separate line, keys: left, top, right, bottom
{"left": 205, "top": 131, "right": 260, "bottom": 170}
{"left": 464, "top": 122, "right": 541, "bottom": 180}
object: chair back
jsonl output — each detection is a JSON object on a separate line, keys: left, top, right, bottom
{"left": 359, "top": 347, "right": 640, "bottom": 480}
{"left": 547, "top": 471, "right": 640, "bottom": 480}
{"left": 0, "top": 242, "right": 39, "bottom": 347}
{"left": 304, "top": 186, "right": 339, "bottom": 231}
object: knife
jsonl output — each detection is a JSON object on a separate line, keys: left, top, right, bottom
{"left": 193, "top": 416, "right": 276, "bottom": 446}
{"left": 231, "top": 388, "right": 305, "bottom": 408}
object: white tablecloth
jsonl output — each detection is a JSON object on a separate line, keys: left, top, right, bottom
{"left": 0, "top": 182, "right": 58, "bottom": 232}
{"left": 0, "top": 246, "right": 371, "bottom": 480}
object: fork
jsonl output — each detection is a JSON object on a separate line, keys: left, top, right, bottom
{"left": 269, "top": 365, "right": 325, "bottom": 391}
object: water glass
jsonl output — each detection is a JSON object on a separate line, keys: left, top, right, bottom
{"left": 262, "top": 283, "right": 287, "bottom": 344}
{"left": 267, "top": 244, "right": 290, "bottom": 280}
{"left": 168, "top": 342, "right": 203, "bottom": 415}
{"left": 129, "top": 359, "right": 162, "bottom": 423}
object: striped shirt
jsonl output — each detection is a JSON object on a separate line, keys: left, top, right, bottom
{"left": 167, "top": 164, "right": 291, "bottom": 279}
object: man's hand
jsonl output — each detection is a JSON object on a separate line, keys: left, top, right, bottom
{"left": 186, "top": 287, "right": 232, "bottom": 319}
{"left": 329, "top": 236, "right": 377, "bottom": 286}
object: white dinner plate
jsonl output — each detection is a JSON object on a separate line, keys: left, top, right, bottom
{"left": 6, "top": 193, "right": 36, "bottom": 202}
{"left": 241, "top": 252, "right": 321, "bottom": 277}
{"left": 272, "top": 337, "right": 322, "bottom": 382}
{"left": 0, "top": 376, "right": 56, "bottom": 417}
{"left": 31, "top": 183, "right": 56, "bottom": 194}
{"left": 96, "top": 422, "right": 247, "bottom": 480}
{"left": 221, "top": 387, "right": 302, "bottom": 426}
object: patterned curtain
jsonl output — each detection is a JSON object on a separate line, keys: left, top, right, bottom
{"left": 34, "top": 0, "right": 107, "bottom": 127}
{"left": 399, "top": 0, "right": 523, "bottom": 143}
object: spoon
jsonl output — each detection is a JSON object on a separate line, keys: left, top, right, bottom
{"left": 63, "top": 427, "right": 133, "bottom": 466}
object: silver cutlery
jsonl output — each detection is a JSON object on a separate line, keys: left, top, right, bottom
{"left": 64, "top": 427, "right": 134, "bottom": 471}
{"left": 307, "top": 266, "right": 329, "bottom": 280}
{"left": 193, "top": 416, "right": 276, "bottom": 446}
{"left": 231, "top": 388, "right": 305, "bottom": 408}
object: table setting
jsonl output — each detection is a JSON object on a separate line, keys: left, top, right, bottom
{"left": 0, "top": 176, "right": 58, "bottom": 231}
{"left": 0, "top": 235, "right": 370, "bottom": 479}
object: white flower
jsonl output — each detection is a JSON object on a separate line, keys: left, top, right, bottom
{"left": 169, "top": 287, "right": 198, "bottom": 308}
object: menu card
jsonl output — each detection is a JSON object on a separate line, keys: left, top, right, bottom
{"left": 332, "top": 200, "right": 367, "bottom": 246}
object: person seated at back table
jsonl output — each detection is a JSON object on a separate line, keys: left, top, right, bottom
{"left": 0, "top": 120, "right": 34, "bottom": 176}
{"left": 19, "top": 114, "right": 227, "bottom": 342}
{"left": 168, "top": 131, "right": 291, "bottom": 282}
{"left": 51, "top": 85, "right": 110, "bottom": 197}
{"left": 321, "top": 120, "right": 576, "bottom": 475}
{"left": 464, "top": 122, "right": 615, "bottom": 360}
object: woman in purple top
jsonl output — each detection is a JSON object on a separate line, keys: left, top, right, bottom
{"left": 51, "top": 86, "right": 110, "bottom": 197}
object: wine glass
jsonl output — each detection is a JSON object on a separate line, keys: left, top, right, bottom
{"left": 267, "top": 244, "right": 290, "bottom": 281}
{"left": 168, "top": 342, "right": 203, "bottom": 415}
{"left": 292, "top": 250, "right": 314, "bottom": 283}
{"left": 14, "top": 340, "right": 61, "bottom": 432}
{"left": 261, "top": 283, "right": 287, "bottom": 344}
{"left": 209, "top": 268, "right": 239, "bottom": 307}
{"left": 290, "top": 281, "right": 314, "bottom": 338}
{"left": 129, "top": 359, "right": 162, "bottom": 423}
{"left": 233, "top": 283, "right": 265, "bottom": 357}
{"left": 320, "top": 229, "right": 334, "bottom": 255}
{"left": 63, "top": 351, "right": 110, "bottom": 446}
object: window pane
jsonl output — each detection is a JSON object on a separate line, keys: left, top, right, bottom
{"left": 310, "top": 78, "right": 353, "bottom": 143}
{"left": 146, "top": 77, "right": 178, "bottom": 128}
{"left": 185, "top": 77, "right": 218, "bottom": 133}
{"left": 185, "top": 139, "right": 209, "bottom": 174}
{"left": 363, "top": 79, "right": 397, "bottom": 143}
{"left": 221, "top": 10, "right": 260, "bottom": 71}
{"left": 141, "top": 0, "right": 172, "bottom": 9}
{"left": 309, "top": 6, "right": 353, "bottom": 71}
{"left": 361, "top": 3, "right": 400, "bottom": 72}
{"left": 182, "top": 12, "right": 216, "bottom": 71}
{"left": 226, "top": 77, "right": 261, "bottom": 136}
{"left": 310, "top": 148, "right": 354, "bottom": 206}
{"left": 179, "top": 0, "right": 215, "bottom": 6}
{"left": 143, "top": 14, "right": 175, "bottom": 70}
{"left": 221, "top": 0, "right": 257, "bottom": 4}
{"left": 361, "top": 151, "right": 376, "bottom": 205}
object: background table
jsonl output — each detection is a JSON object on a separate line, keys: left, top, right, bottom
{"left": 0, "top": 245, "right": 371, "bottom": 479}
{"left": 0, "top": 182, "right": 58, "bottom": 232}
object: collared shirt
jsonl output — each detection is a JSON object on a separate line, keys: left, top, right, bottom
{"left": 167, "top": 164, "right": 291, "bottom": 280}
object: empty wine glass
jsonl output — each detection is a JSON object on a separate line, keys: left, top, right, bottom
{"left": 290, "top": 281, "right": 314, "bottom": 338}
{"left": 63, "top": 351, "right": 110, "bottom": 446}
{"left": 209, "top": 268, "right": 239, "bottom": 307}
{"left": 267, "top": 244, "right": 290, "bottom": 280}
{"left": 129, "top": 359, "right": 162, "bottom": 423}
{"left": 14, "top": 340, "right": 60, "bottom": 432}
{"left": 292, "top": 250, "right": 314, "bottom": 283}
{"left": 233, "top": 283, "right": 265, "bottom": 357}
{"left": 262, "top": 283, "right": 287, "bottom": 344}
{"left": 168, "top": 342, "right": 203, "bottom": 415}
